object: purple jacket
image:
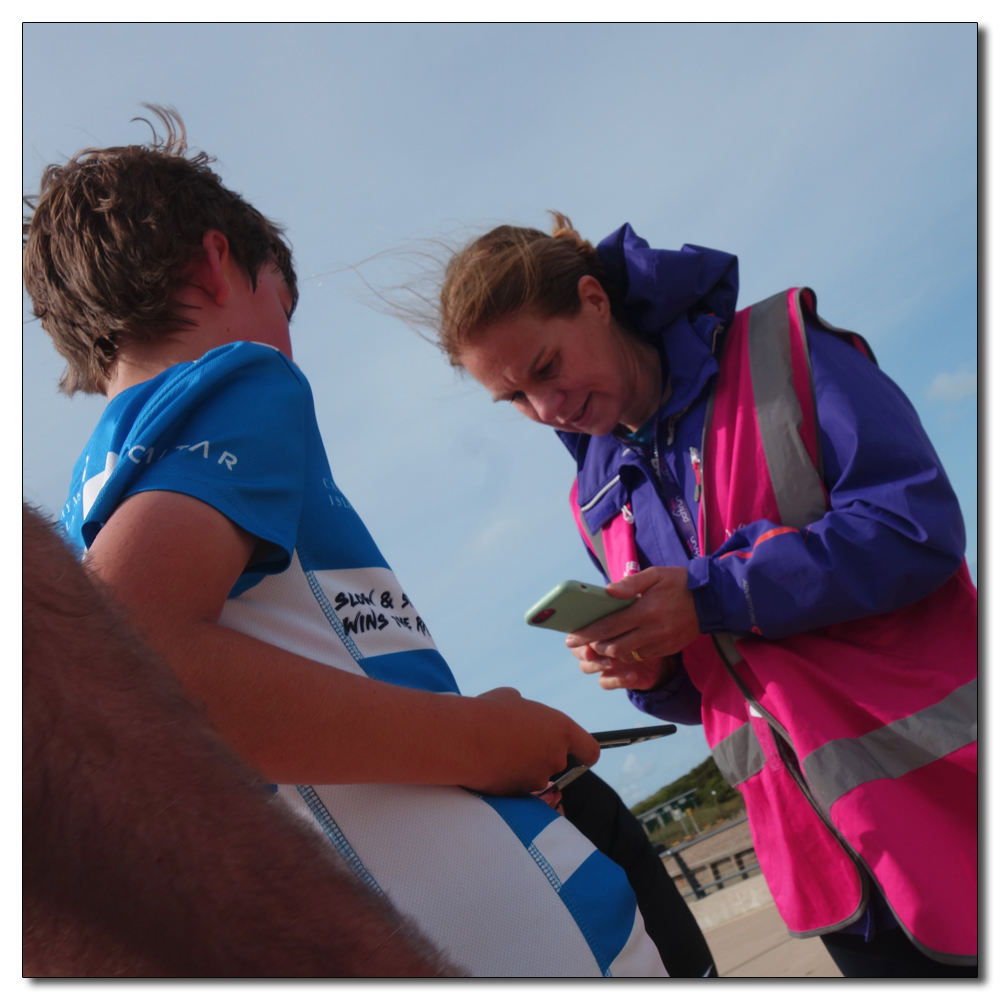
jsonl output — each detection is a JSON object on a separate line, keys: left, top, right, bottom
{"left": 558, "top": 225, "right": 966, "bottom": 728}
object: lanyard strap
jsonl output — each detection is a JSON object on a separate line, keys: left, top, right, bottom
{"left": 651, "top": 430, "right": 701, "bottom": 559}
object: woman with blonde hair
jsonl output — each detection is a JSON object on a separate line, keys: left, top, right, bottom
{"left": 432, "top": 214, "right": 977, "bottom": 978}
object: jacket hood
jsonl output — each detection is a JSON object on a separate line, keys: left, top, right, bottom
{"left": 596, "top": 223, "right": 739, "bottom": 342}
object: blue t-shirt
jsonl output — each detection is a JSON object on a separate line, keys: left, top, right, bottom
{"left": 61, "top": 342, "right": 665, "bottom": 977}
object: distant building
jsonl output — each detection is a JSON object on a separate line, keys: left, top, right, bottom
{"left": 636, "top": 789, "right": 699, "bottom": 833}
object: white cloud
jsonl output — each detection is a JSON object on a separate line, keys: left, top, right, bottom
{"left": 614, "top": 750, "right": 662, "bottom": 803}
{"left": 928, "top": 369, "right": 977, "bottom": 402}
{"left": 467, "top": 515, "right": 517, "bottom": 556}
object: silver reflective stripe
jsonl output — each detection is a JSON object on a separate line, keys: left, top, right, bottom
{"left": 791, "top": 289, "right": 825, "bottom": 484}
{"left": 748, "top": 292, "right": 828, "bottom": 529}
{"left": 575, "top": 477, "right": 614, "bottom": 577}
{"left": 713, "top": 721, "right": 766, "bottom": 787}
{"left": 582, "top": 516, "right": 610, "bottom": 579}
{"left": 710, "top": 630, "right": 766, "bottom": 786}
{"left": 802, "top": 678, "right": 978, "bottom": 809}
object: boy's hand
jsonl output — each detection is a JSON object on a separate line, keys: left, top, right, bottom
{"left": 468, "top": 688, "right": 599, "bottom": 797}
{"left": 564, "top": 566, "right": 701, "bottom": 664}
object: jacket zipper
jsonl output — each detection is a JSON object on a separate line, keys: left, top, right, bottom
{"left": 689, "top": 446, "right": 703, "bottom": 502}
{"left": 579, "top": 474, "right": 621, "bottom": 513}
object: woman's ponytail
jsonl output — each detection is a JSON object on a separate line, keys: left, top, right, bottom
{"left": 548, "top": 211, "right": 604, "bottom": 274}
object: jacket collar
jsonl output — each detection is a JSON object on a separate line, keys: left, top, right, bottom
{"left": 558, "top": 223, "right": 739, "bottom": 514}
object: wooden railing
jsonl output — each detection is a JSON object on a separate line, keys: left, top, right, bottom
{"left": 657, "top": 817, "right": 760, "bottom": 900}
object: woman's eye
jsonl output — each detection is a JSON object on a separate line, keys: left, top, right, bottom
{"left": 536, "top": 358, "right": 556, "bottom": 379}
{"left": 509, "top": 391, "right": 526, "bottom": 404}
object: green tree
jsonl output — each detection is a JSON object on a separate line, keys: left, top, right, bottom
{"left": 630, "top": 754, "right": 740, "bottom": 816}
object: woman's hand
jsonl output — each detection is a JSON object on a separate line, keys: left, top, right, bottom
{"left": 568, "top": 644, "right": 674, "bottom": 691}
{"left": 565, "top": 566, "right": 701, "bottom": 664}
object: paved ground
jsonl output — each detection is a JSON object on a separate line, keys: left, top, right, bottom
{"left": 704, "top": 902, "right": 843, "bottom": 978}
{"left": 662, "top": 816, "right": 843, "bottom": 977}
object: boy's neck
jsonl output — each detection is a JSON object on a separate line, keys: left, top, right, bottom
{"left": 105, "top": 240, "right": 294, "bottom": 401}
{"left": 107, "top": 333, "right": 221, "bottom": 399}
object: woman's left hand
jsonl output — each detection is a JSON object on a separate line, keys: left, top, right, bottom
{"left": 565, "top": 566, "right": 702, "bottom": 663}
{"left": 569, "top": 643, "right": 673, "bottom": 691}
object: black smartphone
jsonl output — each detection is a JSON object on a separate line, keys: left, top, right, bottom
{"left": 592, "top": 724, "right": 677, "bottom": 748}
{"left": 545, "top": 725, "right": 678, "bottom": 791}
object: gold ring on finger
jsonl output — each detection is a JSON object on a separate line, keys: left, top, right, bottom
{"left": 631, "top": 650, "right": 644, "bottom": 662}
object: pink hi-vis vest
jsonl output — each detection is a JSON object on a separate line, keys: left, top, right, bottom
{"left": 571, "top": 289, "right": 977, "bottom": 964}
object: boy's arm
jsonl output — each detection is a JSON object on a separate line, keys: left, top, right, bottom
{"left": 86, "top": 489, "right": 598, "bottom": 794}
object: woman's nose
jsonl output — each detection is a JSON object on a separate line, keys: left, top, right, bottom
{"left": 529, "top": 388, "right": 565, "bottom": 425}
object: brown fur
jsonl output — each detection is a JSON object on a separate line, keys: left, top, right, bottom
{"left": 22, "top": 505, "right": 460, "bottom": 977}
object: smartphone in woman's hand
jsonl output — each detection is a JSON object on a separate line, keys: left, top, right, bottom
{"left": 525, "top": 580, "right": 636, "bottom": 633}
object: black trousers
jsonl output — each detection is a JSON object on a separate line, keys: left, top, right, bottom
{"left": 560, "top": 769, "right": 717, "bottom": 977}
{"left": 820, "top": 928, "right": 978, "bottom": 978}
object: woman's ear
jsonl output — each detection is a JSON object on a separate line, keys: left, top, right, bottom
{"left": 577, "top": 274, "right": 611, "bottom": 320}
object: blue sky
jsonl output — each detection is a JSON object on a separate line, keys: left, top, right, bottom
{"left": 22, "top": 23, "right": 977, "bottom": 808}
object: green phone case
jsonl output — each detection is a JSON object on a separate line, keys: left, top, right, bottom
{"left": 524, "top": 580, "right": 635, "bottom": 633}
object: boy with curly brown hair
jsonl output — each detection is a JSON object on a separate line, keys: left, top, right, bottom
{"left": 23, "top": 107, "right": 666, "bottom": 977}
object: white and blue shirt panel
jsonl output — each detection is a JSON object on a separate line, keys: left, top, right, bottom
{"left": 61, "top": 342, "right": 664, "bottom": 977}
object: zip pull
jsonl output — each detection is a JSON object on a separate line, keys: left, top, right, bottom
{"left": 621, "top": 504, "right": 635, "bottom": 524}
{"left": 666, "top": 415, "right": 677, "bottom": 447}
{"left": 690, "top": 447, "right": 703, "bottom": 502}
{"left": 710, "top": 321, "right": 724, "bottom": 357}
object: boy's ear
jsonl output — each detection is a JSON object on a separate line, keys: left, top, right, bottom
{"left": 188, "top": 230, "right": 232, "bottom": 306}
